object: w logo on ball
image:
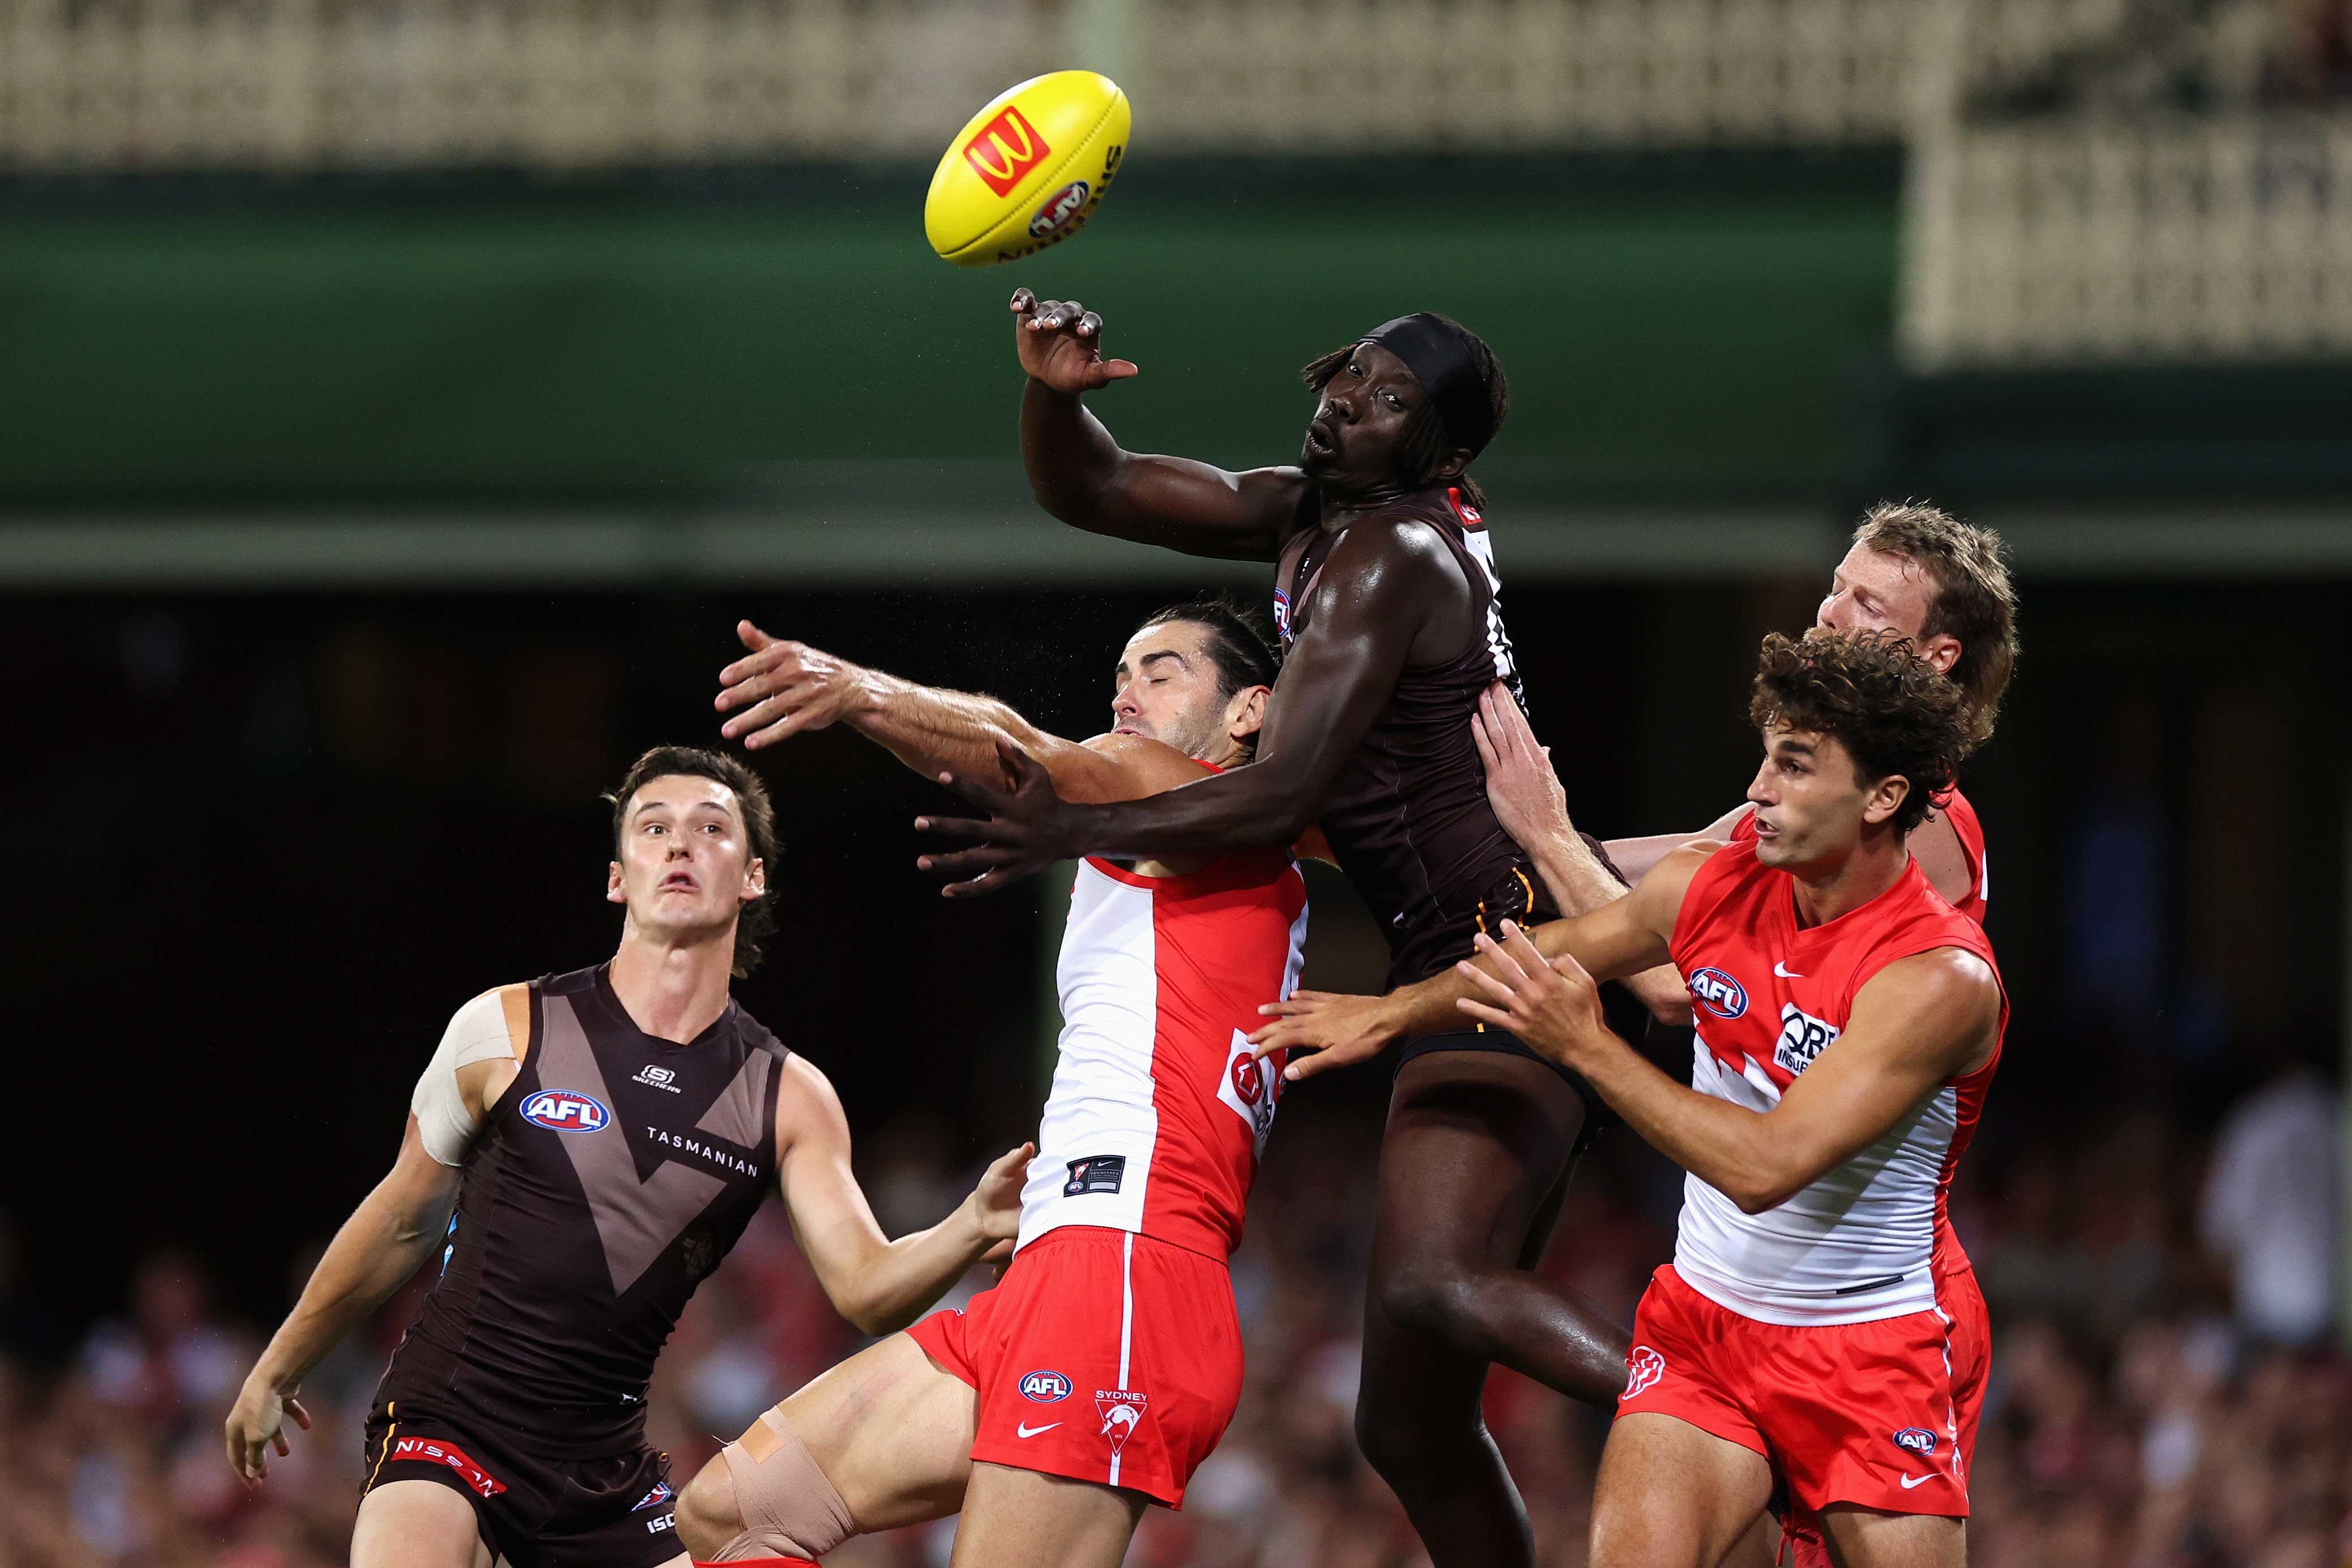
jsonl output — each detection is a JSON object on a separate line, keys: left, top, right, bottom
{"left": 1623, "top": 1345, "right": 1666, "bottom": 1401}
{"left": 962, "top": 105, "right": 1051, "bottom": 196}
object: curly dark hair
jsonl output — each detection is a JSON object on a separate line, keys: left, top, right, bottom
{"left": 1301, "top": 319, "right": 1509, "bottom": 508}
{"left": 1748, "top": 630, "right": 1969, "bottom": 835}
{"left": 605, "top": 745, "right": 779, "bottom": 978}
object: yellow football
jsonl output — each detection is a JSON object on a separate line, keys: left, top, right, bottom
{"left": 924, "top": 71, "right": 1130, "bottom": 268}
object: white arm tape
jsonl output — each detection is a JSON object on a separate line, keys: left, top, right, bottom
{"left": 411, "top": 989, "right": 523, "bottom": 1167}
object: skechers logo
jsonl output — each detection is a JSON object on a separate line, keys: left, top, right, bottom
{"left": 522, "top": 1091, "right": 609, "bottom": 1133}
{"left": 963, "top": 105, "right": 1051, "bottom": 196}
{"left": 631, "top": 1065, "right": 681, "bottom": 1093}
{"left": 1689, "top": 968, "right": 1748, "bottom": 1020}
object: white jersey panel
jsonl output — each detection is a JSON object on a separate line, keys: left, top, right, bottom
{"left": 1671, "top": 1035, "right": 1961, "bottom": 1326}
{"left": 1018, "top": 862, "right": 1159, "bottom": 1248}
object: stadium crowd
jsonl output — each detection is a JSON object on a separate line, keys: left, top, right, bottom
{"left": 0, "top": 1076, "right": 2339, "bottom": 1568}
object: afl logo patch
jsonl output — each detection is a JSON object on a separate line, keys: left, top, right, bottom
{"left": 1019, "top": 1369, "right": 1073, "bottom": 1403}
{"left": 1027, "top": 180, "right": 1091, "bottom": 238}
{"left": 521, "top": 1090, "right": 610, "bottom": 1133}
{"left": 1689, "top": 967, "right": 1748, "bottom": 1019}
{"left": 1893, "top": 1427, "right": 1938, "bottom": 1456}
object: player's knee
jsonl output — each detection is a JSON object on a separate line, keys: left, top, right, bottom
{"left": 675, "top": 1452, "right": 742, "bottom": 1558}
{"left": 1376, "top": 1253, "right": 1475, "bottom": 1344}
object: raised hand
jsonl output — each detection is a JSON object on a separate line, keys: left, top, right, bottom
{"left": 1011, "top": 287, "right": 1139, "bottom": 394}
{"left": 1454, "top": 920, "right": 1615, "bottom": 1071}
{"left": 1248, "top": 990, "right": 1404, "bottom": 1083}
{"left": 915, "top": 737, "right": 1091, "bottom": 896}
{"left": 968, "top": 1141, "right": 1036, "bottom": 1245}
{"left": 1472, "top": 681, "right": 1574, "bottom": 854}
{"left": 716, "top": 621, "right": 872, "bottom": 750}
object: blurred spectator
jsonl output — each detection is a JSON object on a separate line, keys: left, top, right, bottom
{"left": 2200, "top": 1067, "right": 2341, "bottom": 1347}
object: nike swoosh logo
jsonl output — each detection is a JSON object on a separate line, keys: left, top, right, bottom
{"left": 1016, "top": 1422, "right": 1061, "bottom": 1438}
{"left": 1899, "top": 1473, "right": 1933, "bottom": 1489}
{"left": 1774, "top": 962, "right": 1804, "bottom": 979}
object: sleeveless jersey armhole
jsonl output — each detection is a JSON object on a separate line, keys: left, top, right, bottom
{"left": 411, "top": 984, "right": 532, "bottom": 1167}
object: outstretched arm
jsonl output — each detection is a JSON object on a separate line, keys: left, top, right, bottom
{"left": 1250, "top": 843, "right": 1707, "bottom": 1083}
{"left": 226, "top": 1116, "right": 460, "bottom": 1484}
{"left": 1603, "top": 804, "right": 1753, "bottom": 886}
{"left": 1472, "top": 683, "right": 1692, "bottom": 1024}
{"left": 715, "top": 623, "right": 1204, "bottom": 804}
{"left": 1013, "top": 290, "right": 1310, "bottom": 562}
{"left": 916, "top": 517, "right": 1450, "bottom": 893}
{"left": 774, "top": 1056, "right": 1031, "bottom": 1336}
{"left": 1461, "top": 925, "right": 2001, "bottom": 1212}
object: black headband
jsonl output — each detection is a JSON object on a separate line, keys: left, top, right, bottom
{"left": 1361, "top": 313, "right": 1497, "bottom": 457}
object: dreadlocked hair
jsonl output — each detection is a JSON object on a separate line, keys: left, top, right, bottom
{"left": 1301, "top": 324, "right": 1509, "bottom": 508}
{"left": 1748, "top": 630, "right": 1969, "bottom": 836}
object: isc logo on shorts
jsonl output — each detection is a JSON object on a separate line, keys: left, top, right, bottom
{"left": 1689, "top": 968, "right": 1748, "bottom": 1019}
{"left": 1019, "top": 1369, "right": 1072, "bottom": 1403}
{"left": 1622, "top": 1345, "right": 1666, "bottom": 1400}
{"left": 522, "top": 1091, "right": 611, "bottom": 1133}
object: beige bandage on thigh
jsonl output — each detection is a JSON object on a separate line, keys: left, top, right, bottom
{"left": 712, "top": 1409, "right": 856, "bottom": 1563}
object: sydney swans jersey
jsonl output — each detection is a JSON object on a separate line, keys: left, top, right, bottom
{"left": 1732, "top": 787, "right": 1989, "bottom": 926}
{"left": 380, "top": 966, "right": 784, "bottom": 1454}
{"left": 1274, "top": 484, "right": 1542, "bottom": 987}
{"left": 1667, "top": 846, "right": 2004, "bottom": 1326}
{"left": 1021, "top": 847, "right": 1309, "bottom": 1259}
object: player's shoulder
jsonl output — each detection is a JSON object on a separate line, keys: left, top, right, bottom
{"left": 450, "top": 982, "right": 531, "bottom": 1038}
{"left": 1078, "top": 730, "right": 1217, "bottom": 799}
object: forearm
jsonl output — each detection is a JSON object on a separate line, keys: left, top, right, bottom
{"left": 1060, "top": 753, "right": 1324, "bottom": 856}
{"left": 1574, "top": 1037, "right": 1807, "bottom": 1212}
{"left": 1021, "top": 379, "right": 1125, "bottom": 533}
{"left": 1525, "top": 824, "right": 1629, "bottom": 919}
{"left": 249, "top": 1186, "right": 447, "bottom": 1392}
{"left": 847, "top": 669, "right": 1052, "bottom": 787}
{"left": 834, "top": 1203, "right": 996, "bottom": 1336}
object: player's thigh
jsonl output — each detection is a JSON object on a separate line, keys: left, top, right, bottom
{"left": 1819, "top": 1504, "right": 1965, "bottom": 1568}
{"left": 949, "top": 1459, "right": 1147, "bottom": 1568}
{"left": 1373, "top": 1048, "right": 1587, "bottom": 1275}
{"left": 353, "top": 1479, "right": 494, "bottom": 1568}
{"left": 685, "top": 1331, "right": 977, "bottom": 1539}
{"left": 1589, "top": 1413, "right": 1774, "bottom": 1568}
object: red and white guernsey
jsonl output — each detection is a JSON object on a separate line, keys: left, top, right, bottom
{"left": 1731, "top": 787, "right": 1988, "bottom": 925}
{"left": 1018, "top": 845, "right": 1309, "bottom": 1261}
{"left": 1667, "top": 843, "right": 2005, "bottom": 1326}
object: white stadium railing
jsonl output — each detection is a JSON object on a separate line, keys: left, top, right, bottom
{"left": 0, "top": 0, "right": 1918, "bottom": 170}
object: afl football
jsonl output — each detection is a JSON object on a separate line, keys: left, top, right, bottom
{"left": 924, "top": 71, "right": 1129, "bottom": 268}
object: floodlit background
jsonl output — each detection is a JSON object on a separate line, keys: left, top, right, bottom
{"left": 2, "top": 2, "right": 2350, "bottom": 1564}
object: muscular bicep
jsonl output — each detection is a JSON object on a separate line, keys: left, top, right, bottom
{"left": 1089, "top": 458, "right": 1309, "bottom": 561}
{"left": 771, "top": 1057, "right": 889, "bottom": 1291}
{"left": 1250, "top": 521, "right": 1436, "bottom": 793}
{"left": 1765, "top": 949, "right": 2001, "bottom": 1182}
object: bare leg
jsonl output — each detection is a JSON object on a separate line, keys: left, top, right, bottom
{"left": 949, "top": 1461, "right": 1149, "bottom": 1568}
{"left": 1590, "top": 1413, "right": 1775, "bottom": 1568}
{"left": 1819, "top": 1506, "right": 1965, "bottom": 1568}
{"left": 1352, "top": 1050, "right": 1632, "bottom": 1568}
{"left": 352, "top": 1481, "right": 496, "bottom": 1568}
{"left": 677, "top": 1332, "right": 977, "bottom": 1557}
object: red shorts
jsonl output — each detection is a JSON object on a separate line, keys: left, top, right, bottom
{"left": 903, "top": 1225, "right": 1241, "bottom": 1509}
{"left": 1616, "top": 1264, "right": 1987, "bottom": 1520}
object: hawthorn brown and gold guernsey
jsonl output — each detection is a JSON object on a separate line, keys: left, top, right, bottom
{"left": 372, "top": 965, "right": 785, "bottom": 1458}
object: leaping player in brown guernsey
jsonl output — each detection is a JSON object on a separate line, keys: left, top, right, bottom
{"left": 224, "top": 746, "right": 1028, "bottom": 1568}
{"left": 686, "top": 598, "right": 1297, "bottom": 1568}
{"left": 890, "top": 290, "right": 1688, "bottom": 1568}
{"left": 1351, "top": 629, "right": 2003, "bottom": 1568}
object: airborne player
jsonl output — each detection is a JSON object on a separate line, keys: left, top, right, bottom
{"left": 225, "top": 746, "right": 1026, "bottom": 1568}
